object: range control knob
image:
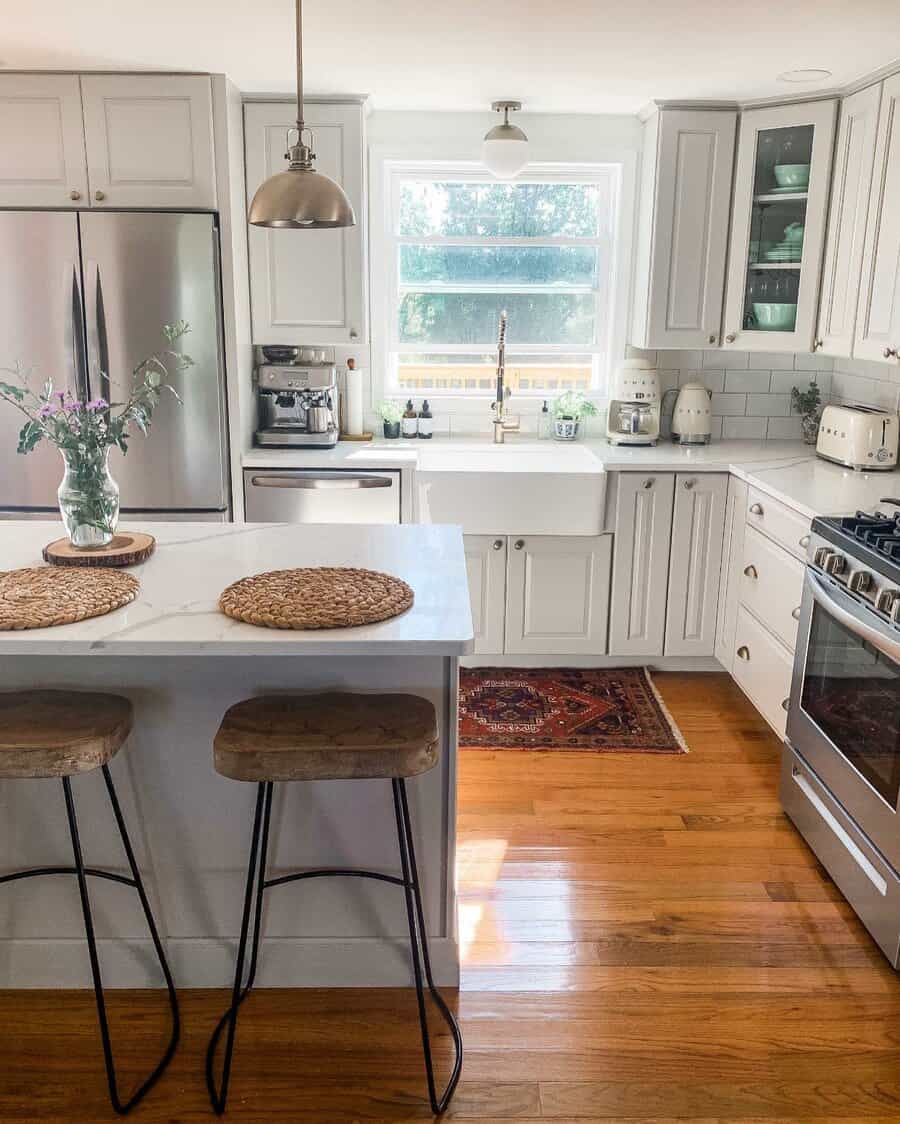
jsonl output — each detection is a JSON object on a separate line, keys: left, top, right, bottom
{"left": 876, "top": 588, "right": 900, "bottom": 615}
{"left": 848, "top": 569, "right": 874, "bottom": 594}
{"left": 824, "top": 553, "right": 846, "bottom": 576}
{"left": 813, "top": 547, "right": 834, "bottom": 568}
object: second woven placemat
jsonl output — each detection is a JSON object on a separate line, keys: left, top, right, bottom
{"left": 0, "top": 566, "right": 140, "bottom": 630}
{"left": 219, "top": 567, "right": 414, "bottom": 630}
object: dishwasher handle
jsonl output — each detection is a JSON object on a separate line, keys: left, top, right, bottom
{"left": 249, "top": 472, "right": 394, "bottom": 490}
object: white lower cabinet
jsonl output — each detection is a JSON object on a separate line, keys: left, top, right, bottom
{"left": 732, "top": 605, "right": 795, "bottom": 739}
{"left": 463, "top": 535, "right": 507, "bottom": 656}
{"left": 714, "top": 476, "right": 749, "bottom": 671}
{"left": 664, "top": 473, "right": 728, "bottom": 656}
{"left": 739, "top": 525, "right": 805, "bottom": 650}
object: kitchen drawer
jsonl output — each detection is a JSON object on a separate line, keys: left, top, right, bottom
{"left": 732, "top": 605, "right": 794, "bottom": 738}
{"left": 739, "top": 525, "right": 805, "bottom": 650}
{"left": 781, "top": 747, "right": 900, "bottom": 967}
{"left": 745, "top": 486, "right": 811, "bottom": 561}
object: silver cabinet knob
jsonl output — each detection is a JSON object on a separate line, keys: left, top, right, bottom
{"left": 492, "top": 539, "right": 504, "bottom": 551}
{"left": 514, "top": 539, "right": 525, "bottom": 551}
{"left": 813, "top": 338, "right": 823, "bottom": 351}
{"left": 94, "top": 189, "right": 106, "bottom": 202}
{"left": 736, "top": 645, "right": 750, "bottom": 660}
{"left": 350, "top": 329, "right": 359, "bottom": 340}
{"left": 643, "top": 478, "right": 654, "bottom": 489}
{"left": 683, "top": 478, "right": 696, "bottom": 490}
{"left": 792, "top": 606, "right": 801, "bottom": 620}
{"left": 799, "top": 534, "right": 810, "bottom": 548}
{"left": 743, "top": 564, "right": 758, "bottom": 579}
{"left": 884, "top": 347, "right": 898, "bottom": 359}
{"left": 749, "top": 502, "right": 764, "bottom": 516}
{"left": 708, "top": 334, "right": 717, "bottom": 345}
{"left": 725, "top": 332, "right": 737, "bottom": 344}
{"left": 69, "top": 189, "right": 81, "bottom": 201}
{"left": 782, "top": 698, "right": 790, "bottom": 712}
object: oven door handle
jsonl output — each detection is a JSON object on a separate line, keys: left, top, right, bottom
{"left": 807, "top": 570, "right": 900, "bottom": 663}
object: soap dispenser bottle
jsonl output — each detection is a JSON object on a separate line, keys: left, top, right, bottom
{"left": 418, "top": 400, "right": 434, "bottom": 439}
{"left": 538, "top": 400, "right": 551, "bottom": 439}
{"left": 401, "top": 399, "right": 418, "bottom": 438}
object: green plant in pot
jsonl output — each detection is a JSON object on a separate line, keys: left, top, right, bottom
{"left": 378, "top": 400, "right": 402, "bottom": 439}
{"left": 0, "top": 322, "right": 193, "bottom": 548}
{"left": 791, "top": 380, "right": 822, "bottom": 445}
{"left": 551, "top": 391, "right": 598, "bottom": 441}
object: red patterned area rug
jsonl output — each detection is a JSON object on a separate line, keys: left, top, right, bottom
{"left": 459, "top": 667, "right": 688, "bottom": 753}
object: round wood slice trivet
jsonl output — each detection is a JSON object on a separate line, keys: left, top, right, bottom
{"left": 219, "top": 567, "right": 414, "bottom": 630}
{"left": 43, "top": 532, "right": 156, "bottom": 568}
{"left": 0, "top": 567, "right": 140, "bottom": 631}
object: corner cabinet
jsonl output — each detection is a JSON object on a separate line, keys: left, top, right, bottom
{"left": 0, "top": 74, "right": 88, "bottom": 206}
{"left": 855, "top": 73, "right": 900, "bottom": 366}
{"left": 632, "top": 107, "right": 737, "bottom": 350}
{"left": 244, "top": 101, "right": 367, "bottom": 346}
{"left": 722, "top": 99, "right": 837, "bottom": 353}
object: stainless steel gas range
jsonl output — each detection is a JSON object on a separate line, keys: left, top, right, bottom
{"left": 783, "top": 502, "right": 900, "bottom": 967}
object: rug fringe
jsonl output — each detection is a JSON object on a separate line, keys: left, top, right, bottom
{"left": 644, "top": 668, "right": 690, "bottom": 754}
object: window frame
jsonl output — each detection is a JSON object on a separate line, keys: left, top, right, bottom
{"left": 371, "top": 159, "right": 627, "bottom": 411}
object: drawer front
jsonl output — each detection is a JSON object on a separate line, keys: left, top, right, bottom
{"left": 732, "top": 605, "right": 794, "bottom": 738}
{"left": 781, "top": 747, "right": 900, "bottom": 968}
{"left": 746, "top": 486, "right": 811, "bottom": 560}
{"left": 739, "top": 525, "right": 805, "bottom": 650}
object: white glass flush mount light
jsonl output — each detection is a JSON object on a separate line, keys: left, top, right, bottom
{"left": 249, "top": 0, "right": 356, "bottom": 229}
{"left": 483, "top": 101, "right": 529, "bottom": 180}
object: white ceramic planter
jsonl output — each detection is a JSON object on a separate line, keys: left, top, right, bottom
{"left": 554, "top": 417, "right": 579, "bottom": 440}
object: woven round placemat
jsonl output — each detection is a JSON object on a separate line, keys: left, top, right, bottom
{"left": 0, "top": 566, "right": 140, "bottom": 631}
{"left": 219, "top": 567, "right": 414, "bottom": 630}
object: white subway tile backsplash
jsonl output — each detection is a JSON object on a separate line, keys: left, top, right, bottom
{"left": 766, "top": 417, "right": 803, "bottom": 440}
{"left": 770, "top": 369, "right": 824, "bottom": 395}
{"left": 680, "top": 368, "right": 725, "bottom": 393}
{"left": 830, "top": 372, "right": 899, "bottom": 411}
{"left": 706, "top": 350, "right": 751, "bottom": 370}
{"left": 753, "top": 351, "right": 795, "bottom": 370}
{"left": 710, "top": 392, "right": 747, "bottom": 416}
{"left": 724, "top": 369, "right": 773, "bottom": 393}
{"left": 794, "top": 352, "right": 833, "bottom": 371}
{"left": 656, "top": 349, "right": 703, "bottom": 369}
{"left": 834, "top": 356, "right": 898, "bottom": 382}
{"left": 746, "top": 393, "right": 791, "bottom": 417}
{"left": 723, "top": 416, "right": 768, "bottom": 439}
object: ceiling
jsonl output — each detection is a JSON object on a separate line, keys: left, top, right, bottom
{"left": 5, "top": 0, "right": 898, "bottom": 114}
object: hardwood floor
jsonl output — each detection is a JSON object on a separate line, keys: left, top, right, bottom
{"left": 2, "top": 671, "right": 899, "bottom": 1121}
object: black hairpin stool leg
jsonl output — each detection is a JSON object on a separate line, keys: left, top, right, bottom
{"left": 62, "top": 765, "right": 180, "bottom": 1116}
{"left": 392, "top": 778, "right": 463, "bottom": 1115}
{"left": 206, "top": 781, "right": 274, "bottom": 1116}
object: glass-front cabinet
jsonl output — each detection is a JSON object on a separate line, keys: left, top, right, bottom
{"left": 722, "top": 100, "right": 837, "bottom": 352}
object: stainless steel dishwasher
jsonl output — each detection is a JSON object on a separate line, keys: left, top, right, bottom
{"left": 243, "top": 468, "right": 402, "bottom": 523}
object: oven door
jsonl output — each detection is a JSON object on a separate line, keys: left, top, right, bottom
{"left": 787, "top": 568, "right": 900, "bottom": 872}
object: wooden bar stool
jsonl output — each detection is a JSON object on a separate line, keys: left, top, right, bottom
{"left": 0, "top": 690, "right": 180, "bottom": 1116}
{"left": 205, "top": 691, "right": 462, "bottom": 1116}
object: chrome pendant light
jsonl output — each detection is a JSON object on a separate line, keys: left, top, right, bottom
{"left": 249, "top": 0, "right": 356, "bottom": 229}
{"left": 482, "top": 100, "right": 529, "bottom": 180}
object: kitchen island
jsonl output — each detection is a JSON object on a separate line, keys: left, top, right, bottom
{"left": 0, "top": 521, "right": 472, "bottom": 988}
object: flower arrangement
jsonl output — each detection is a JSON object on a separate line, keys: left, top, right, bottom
{"left": 0, "top": 322, "right": 193, "bottom": 547}
{"left": 378, "top": 399, "right": 403, "bottom": 438}
{"left": 551, "top": 390, "right": 598, "bottom": 440}
{"left": 791, "top": 380, "right": 822, "bottom": 445}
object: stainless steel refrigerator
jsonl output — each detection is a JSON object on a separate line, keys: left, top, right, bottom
{"left": 0, "top": 211, "right": 230, "bottom": 518}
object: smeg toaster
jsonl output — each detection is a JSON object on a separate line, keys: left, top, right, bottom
{"left": 816, "top": 403, "right": 899, "bottom": 471}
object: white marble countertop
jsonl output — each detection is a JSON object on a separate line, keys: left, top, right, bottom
{"left": 0, "top": 522, "right": 473, "bottom": 657}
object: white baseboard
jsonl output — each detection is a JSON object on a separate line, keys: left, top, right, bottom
{"left": 0, "top": 936, "right": 460, "bottom": 989}
{"left": 462, "top": 654, "right": 724, "bottom": 671}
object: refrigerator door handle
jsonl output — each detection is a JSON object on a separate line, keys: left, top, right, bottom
{"left": 94, "top": 264, "right": 111, "bottom": 406}
{"left": 68, "top": 263, "right": 89, "bottom": 400}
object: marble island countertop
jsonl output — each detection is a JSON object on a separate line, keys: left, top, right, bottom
{"left": 0, "top": 522, "right": 473, "bottom": 657}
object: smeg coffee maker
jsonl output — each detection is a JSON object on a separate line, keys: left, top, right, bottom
{"left": 606, "top": 358, "right": 661, "bottom": 446}
{"left": 255, "top": 364, "right": 340, "bottom": 448}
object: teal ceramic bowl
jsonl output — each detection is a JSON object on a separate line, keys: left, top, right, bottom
{"left": 773, "top": 164, "right": 810, "bottom": 189}
{"left": 752, "top": 302, "right": 797, "bottom": 331}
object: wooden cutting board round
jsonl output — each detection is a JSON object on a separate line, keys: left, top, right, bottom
{"left": 43, "top": 532, "right": 156, "bottom": 568}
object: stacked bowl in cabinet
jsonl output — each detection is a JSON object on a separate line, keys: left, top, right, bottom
{"left": 731, "top": 488, "right": 810, "bottom": 738}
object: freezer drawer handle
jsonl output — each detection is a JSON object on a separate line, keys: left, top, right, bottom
{"left": 249, "top": 474, "right": 393, "bottom": 490}
{"left": 792, "top": 765, "right": 888, "bottom": 895}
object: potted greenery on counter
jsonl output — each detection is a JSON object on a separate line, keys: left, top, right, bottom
{"left": 791, "top": 380, "right": 822, "bottom": 445}
{"left": 551, "top": 390, "right": 598, "bottom": 440}
{"left": 378, "top": 400, "right": 402, "bottom": 439}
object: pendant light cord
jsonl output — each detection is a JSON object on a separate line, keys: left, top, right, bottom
{"left": 295, "top": 0, "right": 305, "bottom": 136}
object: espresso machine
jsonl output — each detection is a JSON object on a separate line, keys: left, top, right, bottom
{"left": 606, "top": 359, "right": 661, "bottom": 446}
{"left": 255, "top": 364, "right": 340, "bottom": 448}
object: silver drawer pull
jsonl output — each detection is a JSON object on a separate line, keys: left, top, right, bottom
{"left": 492, "top": 539, "right": 504, "bottom": 551}
{"left": 683, "top": 478, "right": 696, "bottom": 490}
{"left": 743, "top": 564, "right": 758, "bottom": 579}
{"left": 749, "top": 502, "right": 764, "bottom": 516}
{"left": 781, "top": 697, "right": 790, "bottom": 712}
{"left": 792, "top": 606, "right": 801, "bottom": 620}
{"left": 250, "top": 474, "right": 392, "bottom": 490}
{"left": 643, "top": 478, "right": 654, "bottom": 489}
{"left": 799, "top": 535, "right": 810, "bottom": 548}
{"left": 514, "top": 539, "right": 525, "bottom": 551}
{"left": 736, "top": 645, "right": 750, "bottom": 660}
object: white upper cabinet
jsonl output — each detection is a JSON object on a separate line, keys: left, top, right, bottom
{"left": 80, "top": 75, "right": 216, "bottom": 209}
{"left": 722, "top": 99, "right": 836, "bottom": 353}
{"left": 816, "top": 84, "right": 882, "bottom": 358}
{"left": 855, "top": 73, "right": 900, "bottom": 365}
{"left": 0, "top": 75, "right": 88, "bottom": 207}
{"left": 632, "top": 108, "right": 737, "bottom": 350}
{"left": 244, "top": 101, "right": 366, "bottom": 345}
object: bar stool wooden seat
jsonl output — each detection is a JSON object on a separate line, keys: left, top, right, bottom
{"left": 0, "top": 690, "right": 180, "bottom": 1115}
{"left": 206, "top": 691, "right": 462, "bottom": 1117}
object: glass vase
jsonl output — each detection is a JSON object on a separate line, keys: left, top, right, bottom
{"left": 801, "top": 413, "right": 820, "bottom": 446}
{"left": 57, "top": 446, "right": 120, "bottom": 549}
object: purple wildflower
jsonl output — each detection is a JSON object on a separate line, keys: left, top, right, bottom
{"left": 86, "top": 398, "right": 108, "bottom": 411}
{"left": 37, "top": 403, "right": 57, "bottom": 419}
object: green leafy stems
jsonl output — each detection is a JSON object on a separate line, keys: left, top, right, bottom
{"left": 552, "top": 390, "right": 598, "bottom": 421}
{"left": 790, "top": 379, "right": 821, "bottom": 419}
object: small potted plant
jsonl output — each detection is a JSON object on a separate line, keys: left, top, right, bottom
{"left": 378, "top": 400, "right": 402, "bottom": 439}
{"left": 551, "top": 390, "right": 598, "bottom": 441}
{"left": 791, "top": 380, "right": 822, "bottom": 445}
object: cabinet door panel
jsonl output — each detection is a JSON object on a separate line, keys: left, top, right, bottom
{"left": 636, "top": 109, "right": 736, "bottom": 349}
{"left": 855, "top": 74, "right": 900, "bottom": 364}
{"left": 0, "top": 74, "right": 87, "bottom": 207}
{"left": 244, "top": 101, "right": 365, "bottom": 345}
{"left": 817, "top": 84, "right": 882, "bottom": 357}
{"left": 464, "top": 535, "right": 507, "bottom": 655}
{"left": 733, "top": 605, "right": 794, "bottom": 739}
{"left": 81, "top": 75, "right": 216, "bottom": 209}
{"left": 722, "top": 99, "right": 837, "bottom": 353}
{"left": 505, "top": 536, "right": 612, "bottom": 655}
{"left": 665, "top": 473, "right": 728, "bottom": 657}
{"left": 609, "top": 473, "right": 675, "bottom": 657}
{"left": 714, "top": 476, "right": 749, "bottom": 671}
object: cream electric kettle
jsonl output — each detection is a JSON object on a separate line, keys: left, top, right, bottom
{"left": 671, "top": 382, "right": 712, "bottom": 445}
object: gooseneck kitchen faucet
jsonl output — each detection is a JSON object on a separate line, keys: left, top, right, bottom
{"left": 492, "top": 310, "right": 520, "bottom": 443}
